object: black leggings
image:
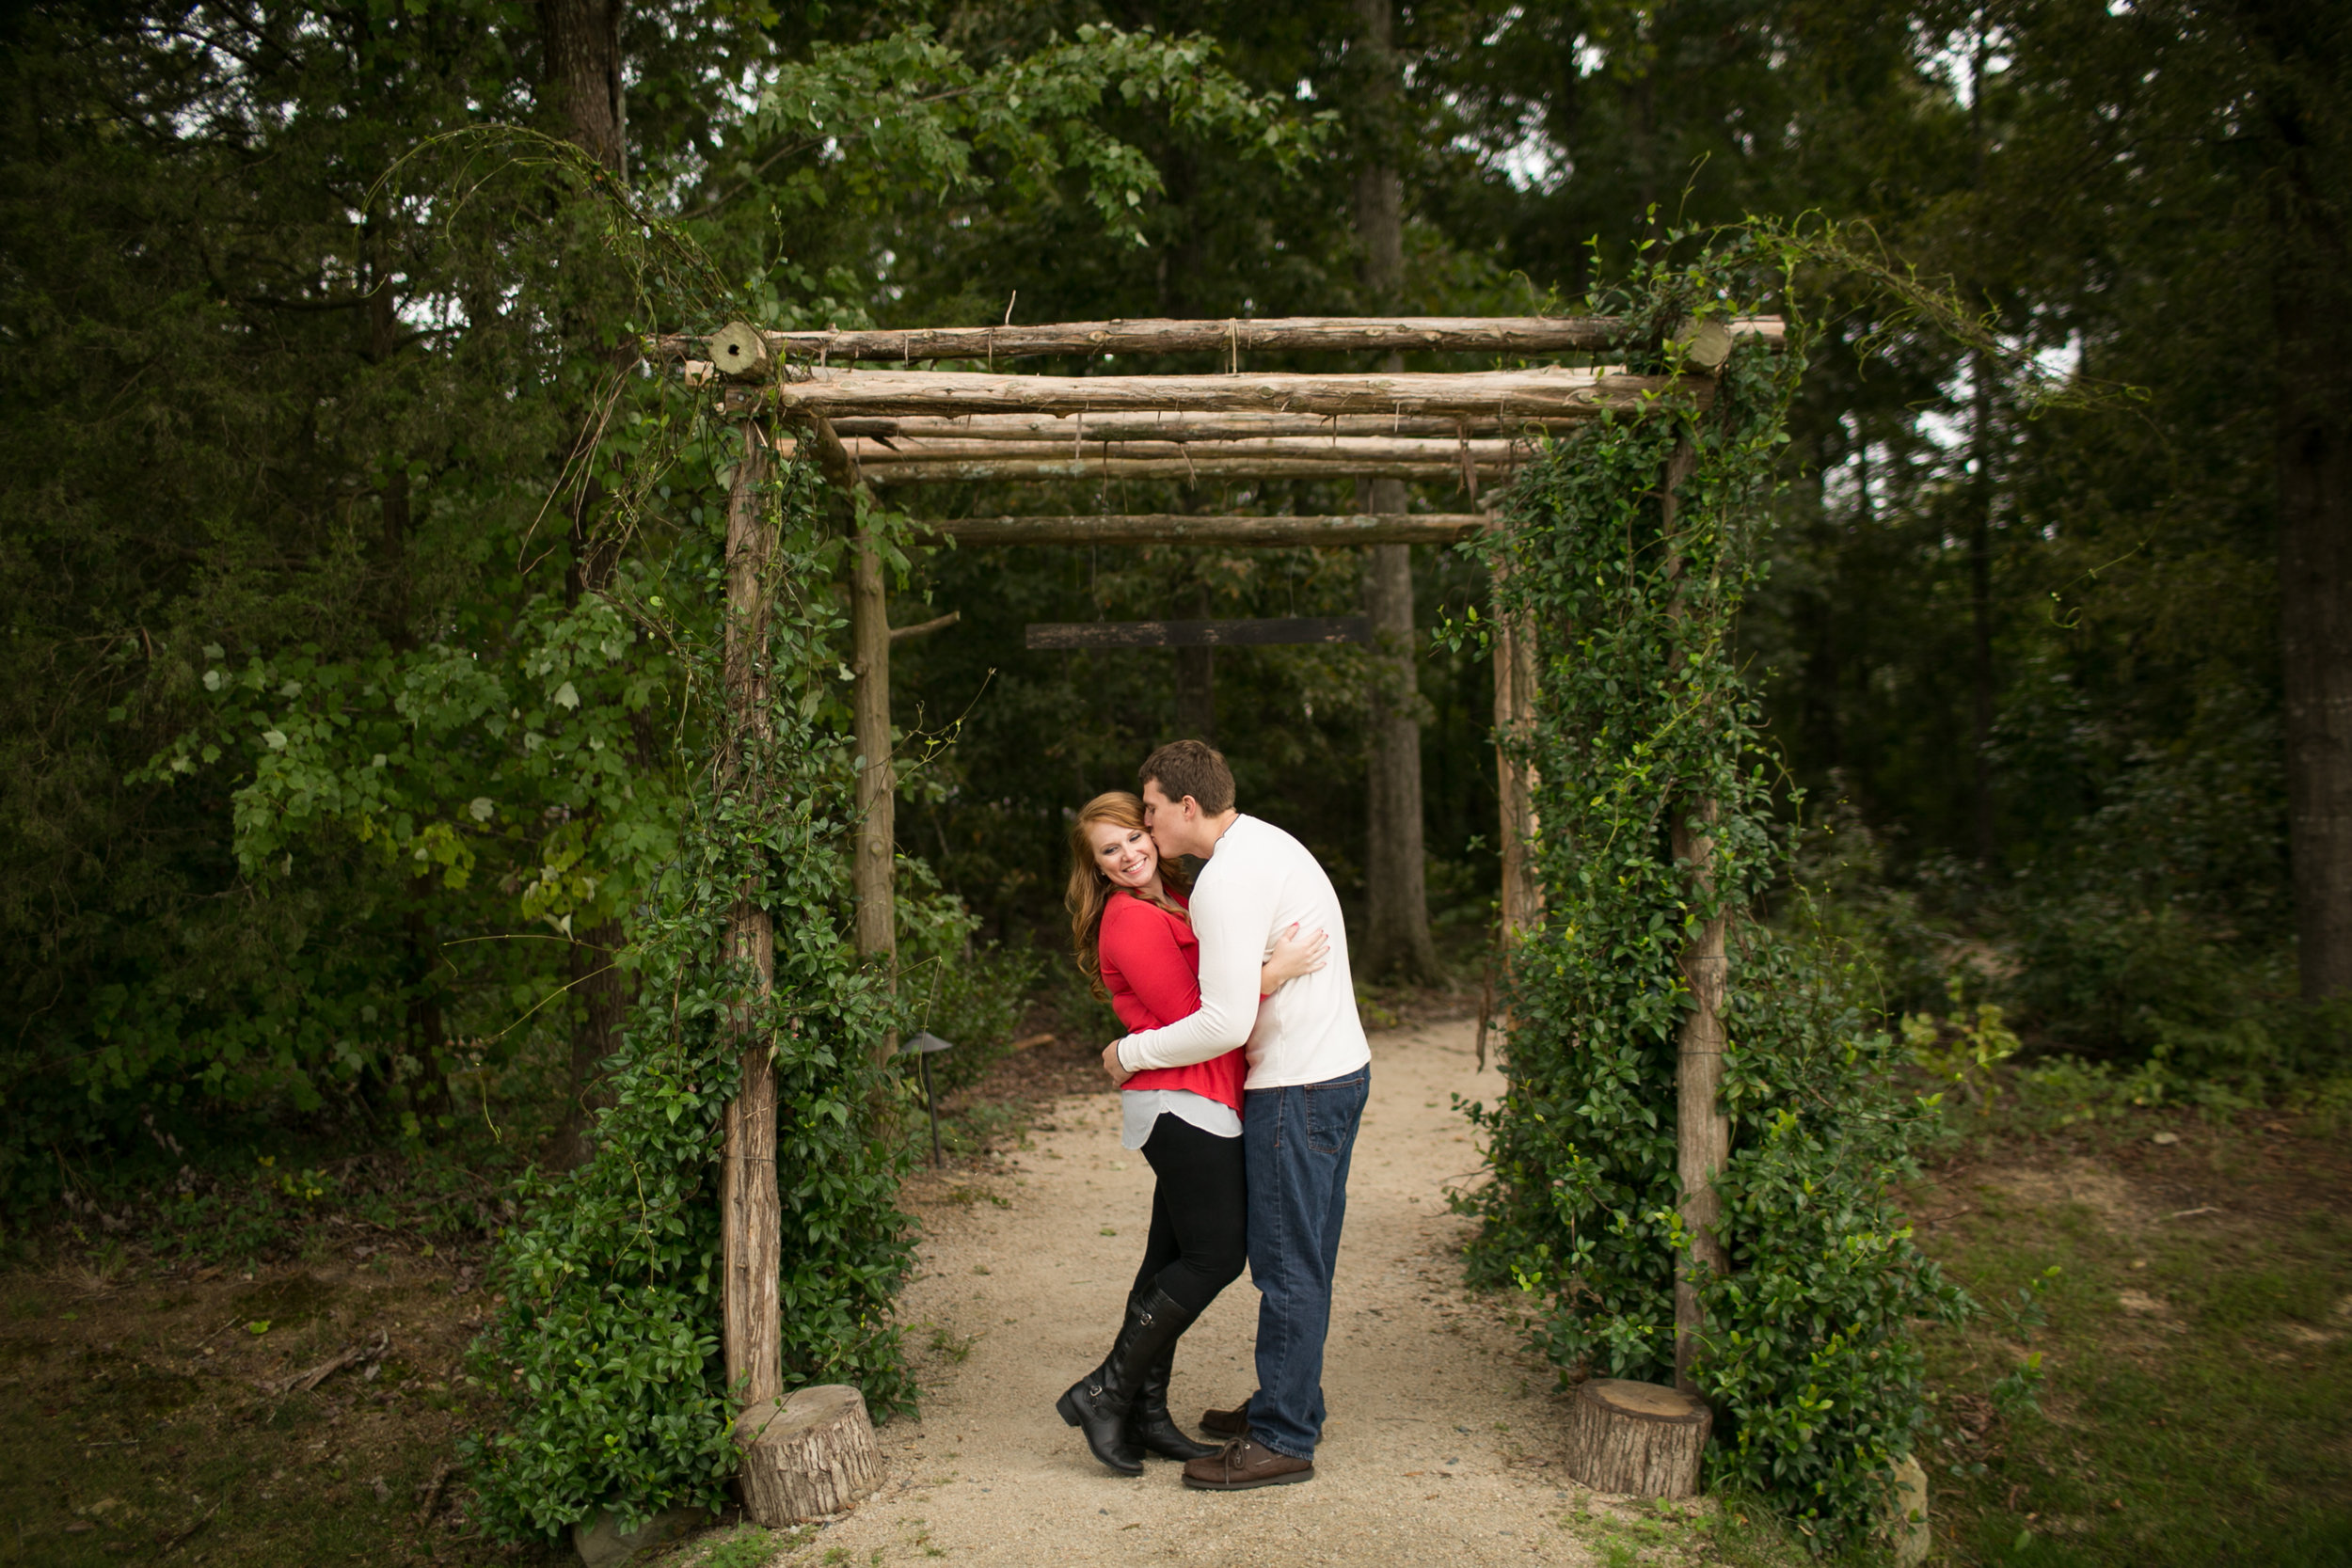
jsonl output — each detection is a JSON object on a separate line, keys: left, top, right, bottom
{"left": 1130, "top": 1113, "right": 1248, "bottom": 1317}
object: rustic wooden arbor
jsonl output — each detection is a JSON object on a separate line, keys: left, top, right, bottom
{"left": 674, "top": 311, "right": 1780, "bottom": 1518}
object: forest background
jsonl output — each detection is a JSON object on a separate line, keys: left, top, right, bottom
{"left": 3, "top": 0, "right": 2348, "bottom": 1294}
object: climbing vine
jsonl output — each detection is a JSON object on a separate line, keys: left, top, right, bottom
{"left": 463, "top": 454, "right": 915, "bottom": 1540}
{"left": 1459, "top": 230, "right": 1971, "bottom": 1548}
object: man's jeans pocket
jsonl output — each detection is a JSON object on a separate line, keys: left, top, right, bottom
{"left": 1303, "top": 1070, "right": 1367, "bottom": 1154}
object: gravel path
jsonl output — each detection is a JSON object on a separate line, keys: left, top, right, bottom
{"left": 816, "top": 1019, "right": 1606, "bottom": 1566}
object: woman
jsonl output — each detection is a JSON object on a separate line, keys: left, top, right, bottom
{"left": 1054, "top": 790, "right": 1327, "bottom": 1474}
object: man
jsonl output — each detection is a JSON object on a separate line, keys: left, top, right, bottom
{"left": 1102, "top": 739, "right": 1372, "bottom": 1490}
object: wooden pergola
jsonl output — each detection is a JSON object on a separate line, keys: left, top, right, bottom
{"left": 670, "top": 311, "right": 1780, "bottom": 1520}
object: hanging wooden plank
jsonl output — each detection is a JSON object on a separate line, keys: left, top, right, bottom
{"left": 914, "top": 514, "right": 1486, "bottom": 546}
{"left": 746, "top": 367, "right": 1700, "bottom": 421}
{"left": 1026, "top": 616, "right": 1371, "bottom": 649}
{"left": 668, "top": 314, "right": 1784, "bottom": 363}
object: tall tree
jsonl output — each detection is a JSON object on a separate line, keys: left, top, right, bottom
{"left": 540, "top": 0, "right": 633, "bottom": 1166}
{"left": 1354, "top": 0, "right": 1442, "bottom": 982}
{"left": 2237, "top": 0, "right": 2352, "bottom": 1002}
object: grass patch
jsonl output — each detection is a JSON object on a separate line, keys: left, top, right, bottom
{"left": 0, "top": 1250, "right": 567, "bottom": 1567}
{"left": 1910, "top": 1108, "right": 2352, "bottom": 1564}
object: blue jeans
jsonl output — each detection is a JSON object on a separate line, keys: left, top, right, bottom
{"left": 1240, "top": 1067, "right": 1369, "bottom": 1461}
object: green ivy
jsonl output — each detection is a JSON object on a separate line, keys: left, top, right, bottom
{"left": 463, "top": 457, "right": 914, "bottom": 1542}
{"left": 1458, "top": 231, "right": 1971, "bottom": 1549}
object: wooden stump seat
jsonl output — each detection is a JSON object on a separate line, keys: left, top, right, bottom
{"left": 735, "top": 1384, "right": 885, "bottom": 1524}
{"left": 1563, "top": 1378, "right": 1712, "bottom": 1497}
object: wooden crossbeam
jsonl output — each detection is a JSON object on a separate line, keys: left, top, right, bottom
{"left": 831, "top": 413, "right": 1584, "bottom": 442}
{"left": 865, "top": 455, "right": 1518, "bottom": 484}
{"left": 749, "top": 368, "right": 1696, "bottom": 421}
{"left": 1027, "top": 616, "right": 1371, "bottom": 649}
{"left": 845, "top": 436, "right": 1527, "bottom": 463}
{"left": 915, "top": 514, "right": 1486, "bottom": 546}
{"left": 675, "top": 314, "right": 1784, "bottom": 364}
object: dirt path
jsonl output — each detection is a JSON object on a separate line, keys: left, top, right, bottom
{"left": 816, "top": 1019, "right": 1604, "bottom": 1567}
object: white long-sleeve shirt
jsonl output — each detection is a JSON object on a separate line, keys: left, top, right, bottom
{"left": 1115, "top": 814, "right": 1371, "bottom": 1090}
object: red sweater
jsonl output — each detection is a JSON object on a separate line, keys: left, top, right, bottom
{"left": 1097, "top": 890, "right": 1248, "bottom": 1114}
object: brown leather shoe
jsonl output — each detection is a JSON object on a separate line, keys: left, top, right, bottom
{"left": 1182, "top": 1435, "right": 1313, "bottom": 1490}
{"left": 1199, "top": 1403, "right": 1248, "bottom": 1438}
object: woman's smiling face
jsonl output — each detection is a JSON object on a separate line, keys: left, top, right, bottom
{"left": 1087, "top": 818, "right": 1160, "bottom": 891}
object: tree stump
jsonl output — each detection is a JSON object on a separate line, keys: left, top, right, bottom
{"left": 1563, "top": 1378, "right": 1712, "bottom": 1497}
{"left": 736, "top": 1385, "right": 885, "bottom": 1525}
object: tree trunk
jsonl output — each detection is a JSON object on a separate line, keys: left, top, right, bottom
{"left": 1362, "top": 519, "right": 1441, "bottom": 982}
{"left": 1562, "top": 1378, "right": 1712, "bottom": 1497}
{"left": 538, "top": 0, "right": 626, "bottom": 177}
{"left": 2252, "top": 0, "right": 2352, "bottom": 1003}
{"left": 718, "top": 426, "right": 783, "bottom": 1416}
{"left": 1968, "top": 347, "right": 1998, "bottom": 866}
{"left": 1175, "top": 580, "right": 1216, "bottom": 743}
{"left": 1352, "top": 0, "right": 1439, "bottom": 984}
{"left": 539, "top": 0, "right": 632, "bottom": 1162}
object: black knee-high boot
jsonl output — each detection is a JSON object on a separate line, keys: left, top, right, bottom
{"left": 1125, "top": 1334, "right": 1218, "bottom": 1462}
{"left": 1057, "top": 1285, "right": 1195, "bottom": 1474}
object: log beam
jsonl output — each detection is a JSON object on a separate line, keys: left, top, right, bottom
{"left": 739, "top": 368, "right": 1701, "bottom": 421}
{"left": 831, "top": 412, "right": 1588, "bottom": 442}
{"left": 843, "top": 436, "right": 1530, "bottom": 463}
{"left": 863, "top": 454, "right": 1519, "bottom": 484}
{"left": 667, "top": 314, "right": 1783, "bottom": 363}
{"left": 1026, "top": 615, "right": 1370, "bottom": 649}
{"left": 913, "top": 514, "right": 1486, "bottom": 546}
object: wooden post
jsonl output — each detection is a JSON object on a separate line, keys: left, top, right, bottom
{"left": 1491, "top": 553, "right": 1543, "bottom": 944}
{"left": 1661, "top": 438, "right": 1731, "bottom": 1396}
{"left": 791, "top": 410, "right": 897, "bottom": 1026}
{"left": 850, "top": 511, "right": 897, "bottom": 1048}
{"left": 718, "top": 423, "right": 783, "bottom": 1418}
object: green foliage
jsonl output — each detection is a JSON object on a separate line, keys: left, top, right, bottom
{"left": 896, "top": 863, "right": 1047, "bottom": 1099}
{"left": 465, "top": 458, "right": 914, "bottom": 1541}
{"left": 1902, "top": 976, "right": 2024, "bottom": 1115}
{"left": 1459, "top": 233, "right": 1969, "bottom": 1548}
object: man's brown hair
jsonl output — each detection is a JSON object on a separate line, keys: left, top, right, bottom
{"left": 1138, "top": 738, "right": 1235, "bottom": 815}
